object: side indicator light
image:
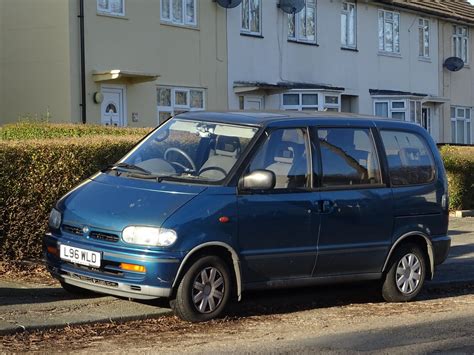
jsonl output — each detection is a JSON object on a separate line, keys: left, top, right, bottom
{"left": 219, "top": 216, "right": 230, "bottom": 223}
{"left": 120, "top": 263, "right": 146, "bottom": 273}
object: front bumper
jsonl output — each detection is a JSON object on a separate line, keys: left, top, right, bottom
{"left": 48, "top": 265, "right": 171, "bottom": 299}
{"left": 45, "top": 232, "right": 182, "bottom": 300}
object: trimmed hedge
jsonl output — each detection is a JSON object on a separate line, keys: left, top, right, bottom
{"left": 0, "top": 122, "right": 151, "bottom": 140}
{"left": 0, "top": 136, "right": 142, "bottom": 260}
{"left": 439, "top": 145, "right": 474, "bottom": 211}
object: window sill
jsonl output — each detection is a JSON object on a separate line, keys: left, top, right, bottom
{"left": 418, "top": 56, "right": 432, "bottom": 63}
{"left": 341, "top": 46, "right": 358, "bottom": 52}
{"left": 288, "top": 39, "right": 319, "bottom": 47}
{"left": 96, "top": 12, "right": 128, "bottom": 20}
{"left": 240, "top": 32, "right": 264, "bottom": 39}
{"left": 378, "top": 51, "right": 402, "bottom": 58}
{"left": 160, "top": 21, "right": 199, "bottom": 31}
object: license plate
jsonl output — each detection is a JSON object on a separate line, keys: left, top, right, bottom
{"left": 60, "top": 245, "right": 101, "bottom": 268}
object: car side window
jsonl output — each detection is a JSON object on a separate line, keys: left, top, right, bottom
{"left": 316, "top": 127, "right": 382, "bottom": 187}
{"left": 380, "top": 130, "right": 435, "bottom": 186}
{"left": 248, "top": 128, "right": 310, "bottom": 189}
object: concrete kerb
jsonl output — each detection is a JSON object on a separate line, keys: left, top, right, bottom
{"left": 0, "top": 309, "right": 173, "bottom": 336}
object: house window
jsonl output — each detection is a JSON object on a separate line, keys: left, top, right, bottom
{"left": 378, "top": 10, "right": 400, "bottom": 54}
{"left": 288, "top": 0, "right": 316, "bottom": 44}
{"left": 282, "top": 92, "right": 340, "bottom": 112}
{"left": 375, "top": 100, "right": 406, "bottom": 120}
{"left": 324, "top": 95, "right": 340, "bottom": 112}
{"left": 375, "top": 99, "right": 430, "bottom": 129}
{"left": 409, "top": 100, "right": 422, "bottom": 125}
{"left": 241, "top": 0, "right": 262, "bottom": 35}
{"left": 341, "top": 1, "right": 356, "bottom": 49}
{"left": 451, "top": 106, "right": 472, "bottom": 144}
{"left": 161, "top": 0, "right": 197, "bottom": 27}
{"left": 418, "top": 18, "right": 430, "bottom": 58}
{"left": 453, "top": 25, "right": 469, "bottom": 64}
{"left": 157, "top": 86, "right": 205, "bottom": 124}
{"left": 97, "top": 0, "right": 125, "bottom": 16}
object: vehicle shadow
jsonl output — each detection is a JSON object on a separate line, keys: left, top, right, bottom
{"left": 446, "top": 244, "right": 474, "bottom": 258}
{"left": 223, "top": 282, "right": 474, "bottom": 318}
{"left": 0, "top": 287, "right": 103, "bottom": 306}
{"left": 449, "top": 230, "right": 471, "bottom": 236}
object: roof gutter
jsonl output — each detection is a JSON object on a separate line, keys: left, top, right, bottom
{"left": 79, "top": 0, "right": 86, "bottom": 124}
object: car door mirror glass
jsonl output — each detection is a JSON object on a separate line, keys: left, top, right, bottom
{"left": 240, "top": 170, "right": 276, "bottom": 191}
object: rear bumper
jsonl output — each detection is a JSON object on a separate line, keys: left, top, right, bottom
{"left": 431, "top": 235, "right": 451, "bottom": 266}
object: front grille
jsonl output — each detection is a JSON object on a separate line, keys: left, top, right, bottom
{"left": 89, "top": 231, "right": 119, "bottom": 243}
{"left": 64, "top": 261, "right": 124, "bottom": 276}
{"left": 62, "top": 224, "right": 119, "bottom": 243}
{"left": 62, "top": 225, "right": 82, "bottom": 236}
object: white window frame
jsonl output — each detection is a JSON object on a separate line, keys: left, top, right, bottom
{"left": 288, "top": 0, "right": 317, "bottom": 44}
{"left": 418, "top": 18, "right": 430, "bottom": 58}
{"left": 241, "top": 0, "right": 262, "bottom": 36}
{"left": 453, "top": 25, "right": 469, "bottom": 64}
{"left": 451, "top": 106, "right": 472, "bottom": 144}
{"left": 378, "top": 9, "right": 400, "bottom": 54}
{"left": 157, "top": 86, "right": 205, "bottom": 124}
{"left": 374, "top": 99, "right": 424, "bottom": 125}
{"left": 341, "top": 1, "right": 357, "bottom": 49}
{"left": 281, "top": 91, "right": 341, "bottom": 112}
{"left": 97, "top": 0, "right": 125, "bottom": 17}
{"left": 161, "top": 0, "right": 197, "bottom": 27}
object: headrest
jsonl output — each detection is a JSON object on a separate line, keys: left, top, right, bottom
{"left": 399, "top": 147, "right": 421, "bottom": 165}
{"left": 274, "top": 146, "right": 294, "bottom": 164}
{"left": 215, "top": 136, "right": 240, "bottom": 157}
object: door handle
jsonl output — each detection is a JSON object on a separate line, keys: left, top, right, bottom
{"left": 315, "top": 200, "right": 335, "bottom": 214}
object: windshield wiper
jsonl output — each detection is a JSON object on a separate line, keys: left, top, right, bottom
{"left": 103, "top": 162, "right": 152, "bottom": 175}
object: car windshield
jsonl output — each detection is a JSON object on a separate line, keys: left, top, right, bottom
{"left": 119, "top": 118, "right": 259, "bottom": 183}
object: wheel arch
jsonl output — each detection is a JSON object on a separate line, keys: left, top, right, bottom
{"left": 382, "top": 232, "right": 435, "bottom": 279}
{"left": 172, "top": 242, "right": 243, "bottom": 301}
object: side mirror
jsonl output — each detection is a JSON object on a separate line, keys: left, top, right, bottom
{"left": 239, "top": 170, "right": 276, "bottom": 191}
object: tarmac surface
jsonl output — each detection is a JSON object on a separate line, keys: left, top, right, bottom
{"left": 0, "top": 217, "right": 473, "bottom": 336}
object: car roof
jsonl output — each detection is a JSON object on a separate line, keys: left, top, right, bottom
{"left": 177, "top": 110, "right": 423, "bottom": 131}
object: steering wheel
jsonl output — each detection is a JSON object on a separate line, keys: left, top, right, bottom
{"left": 164, "top": 148, "right": 197, "bottom": 172}
{"left": 198, "top": 166, "right": 228, "bottom": 179}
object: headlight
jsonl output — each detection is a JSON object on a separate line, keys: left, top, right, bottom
{"left": 48, "top": 208, "right": 62, "bottom": 229}
{"left": 122, "top": 226, "right": 177, "bottom": 247}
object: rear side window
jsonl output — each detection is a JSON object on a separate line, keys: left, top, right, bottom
{"left": 380, "top": 130, "right": 435, "bottom": 186}
{"left": 316, "top": 128, "right": 382, "bottom": 187}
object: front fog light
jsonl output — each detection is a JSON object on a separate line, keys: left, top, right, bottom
{"left": 122, "top": 226, "right": 177, "bottom": 247}
{"left": 48, "top": 208, "right": 62, "bottom": 229}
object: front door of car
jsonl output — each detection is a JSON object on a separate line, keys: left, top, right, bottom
{"left": 311, "top": 127, "right": 393, "bottom": 276}
{"left": 237, "top": 128, "right": 320, "bottom": 284}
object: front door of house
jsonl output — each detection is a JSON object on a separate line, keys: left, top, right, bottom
{"left": 101, "top": 86, "right": 125, "bottom": 126}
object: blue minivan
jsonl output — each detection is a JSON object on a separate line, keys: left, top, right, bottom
{"left": 45, "top": 112, "right": 451, "bottom": 322}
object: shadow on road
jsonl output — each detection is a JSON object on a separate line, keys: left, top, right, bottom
{"left": 0, "top": 287, "right": 103, "bottom": 306}
{"left": 223, "top": 282, "right": 474, "bottom": 318}
{"left": 447, "top": 244, "right": 474, "bottom": 258}
{"left": 448, "top": 230, "right": 471, "bottom": 236}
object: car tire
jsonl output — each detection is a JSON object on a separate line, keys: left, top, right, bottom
{"left": 172, "top": 255, "right": 231, "bottom": 322}
{"left": 382, "top": 243, "right": 426, "bottom": 302}
{"left": 60, "top": 281, "right": 96, "bottom": 296}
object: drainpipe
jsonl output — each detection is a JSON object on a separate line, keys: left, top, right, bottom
{"left": 79, "top": 0, "right": 87, "bottom": 124}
